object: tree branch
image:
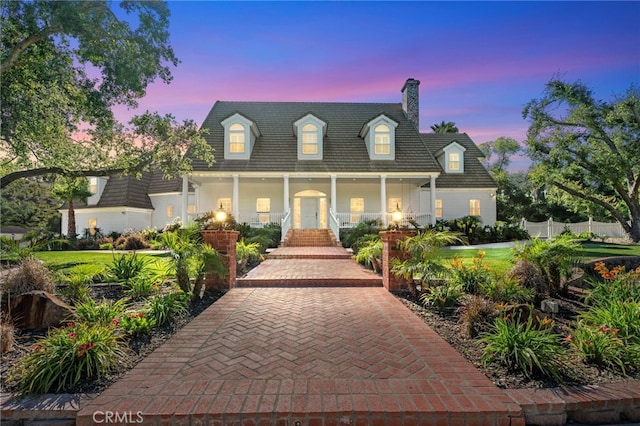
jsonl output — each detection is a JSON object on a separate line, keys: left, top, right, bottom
{"left": 0, "top": 26, "right": 62, "bottom": 75}
{"left": 0, "top": 163, "right": 149, "bottom": 188}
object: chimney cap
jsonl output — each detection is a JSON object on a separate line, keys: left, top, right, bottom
{"left": 401, "top": 78, "right": 420, "bottom": 92}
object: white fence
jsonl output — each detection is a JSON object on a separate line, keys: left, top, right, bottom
{"left": 520, "top": 218, "right": 626, "bottom": 239}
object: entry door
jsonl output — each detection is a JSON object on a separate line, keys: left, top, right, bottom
{"left": 301, "top": 197, "right": 318, "bottom": 228}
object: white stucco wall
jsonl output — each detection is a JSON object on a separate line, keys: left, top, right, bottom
{"left": 149, "top": 193, "right": 196, "bottom": 230}
{"left": 60, "top": 207, "right": 153, "bottom": 236}
{"left": 420, "top": 188, "right": 497, "bottom": 225}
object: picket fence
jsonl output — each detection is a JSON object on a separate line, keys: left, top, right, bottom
{"left": 519, "top": 218, "right": 627, "bottom": 239}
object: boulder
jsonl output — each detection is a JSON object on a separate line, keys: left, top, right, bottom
{"left": 9, "top": 291, "right": 73, "bottom": 329}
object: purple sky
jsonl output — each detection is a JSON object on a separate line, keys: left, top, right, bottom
{"left": 115, "top": 1, "right": 640, "bottom": 171}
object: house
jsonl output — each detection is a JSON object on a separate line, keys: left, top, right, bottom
{"left": 62, "top": 78, "right": 497, "bottom": 240}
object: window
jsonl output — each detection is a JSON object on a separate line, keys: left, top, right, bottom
{"left": 350, "top": 198, "right": 364, "bottom": 223}
{"left": 374, "top": 124, "right": 391, "bottom": 155}
{"left": 167, "top": 204, "right": 174, "bottom": 218}
{"left": 388, "top": 197, "right": 402, "bottom": 213}
{"left": 470, "top": 199, "right": 481, "bottom": 216}
{"left": 88, "top": 218, "right": 97, "bottom": 236}
{"left": 435, "top": 199, "right": 443, "bottom": 218}
{"left": 187, "top": 204, "right": 196, "bottom": 214}
{"left": 256, "top": 198, "right": 271, "bottom": 224}
{"left": 89, "top": 177, "right": 98, "bottom": 194}
{"left": 229, "top": 123, "right": 245, "bottom": 153}
{"left": 302, "top": 124, "right": 318, "bottom": 154}
{"left": 448, "top": 152, "right": 460, "bottom": 171}
{"left": 217, "top": 198, "right": 232, "bottom": 213}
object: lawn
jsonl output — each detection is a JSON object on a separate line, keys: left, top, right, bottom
{"left": 436, "top": 242, "right": 640, "bottom": 275}
{"left": 34, "top": 250, "right": 171, "bottom": 277}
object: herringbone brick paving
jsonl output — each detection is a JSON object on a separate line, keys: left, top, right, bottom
{"left": 77, "top": 288, "right": 520, "bottom": 424}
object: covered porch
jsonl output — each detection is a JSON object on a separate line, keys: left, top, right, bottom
{"left": 182, "top": 172, "right": 438, "bottom": 241}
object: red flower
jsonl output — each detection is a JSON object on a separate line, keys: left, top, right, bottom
{"left": 34, "top": 344, "right": 43, "bottom": 352}
{"left": 66, "top": 322, "right": 75, "bottom": 328}
{"left": 600, "top": 325, "right": 610, "bottom": 333}
{"left": 68, "top": 333, "right": 78, "bottom": 339}
{"left": 77, "top": 348, "right": 85, "bottom": 357}
{"left": 111, "top": 318, "right": 120, "bottom": 325}
{"left": 564, "top": 335, "right": 573, "bottom": 343}
{"left": 611, "top": 328, "right": 620, "bottom": 335}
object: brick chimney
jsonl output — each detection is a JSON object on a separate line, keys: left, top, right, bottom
{"left": 401, "top": 78, "right": 420, "bottom": 130}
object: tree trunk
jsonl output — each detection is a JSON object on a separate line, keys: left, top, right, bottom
{"left": 67, "top": 199, "right": 77, "bottom": 241}
{"left": 629, "top": 217, "right": 640, "bottom": 243}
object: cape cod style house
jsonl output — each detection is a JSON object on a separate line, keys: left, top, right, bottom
{"left": 62, "top": 79, "right": 497, "bottom": 240}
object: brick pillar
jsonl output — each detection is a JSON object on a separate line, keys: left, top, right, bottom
{"left": 380, "top": 230, "right": 416, "bottom": 292}
{"left": 201, "top": 230, "right": 239, "bottom": 290}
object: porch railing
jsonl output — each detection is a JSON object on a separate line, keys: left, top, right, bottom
{"left": 236, "top": 212, "right": 286, "bottom": 228}
{"left": 336, "top": 212, "right": 432, "bottom": 228}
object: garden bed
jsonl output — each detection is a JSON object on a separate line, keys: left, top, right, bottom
{"left": 396, "top": 285, "right": 640, "bottom": 389}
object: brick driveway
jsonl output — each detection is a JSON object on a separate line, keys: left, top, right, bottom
{"left": 77, "top": 288, "right": 520, "bottom": 425}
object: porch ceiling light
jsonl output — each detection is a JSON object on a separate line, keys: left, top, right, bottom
{"left": 215, "top": 203, "right": 227, "bottom": 223}
{"left": 391, "top": 203, "right": 403, "bottom": 225}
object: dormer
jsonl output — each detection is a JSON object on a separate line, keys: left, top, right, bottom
{"left": 359, "top": 114, "right": 398, "bottom": 160}
{"left": 293, "top": 113, "right": 326, "bottom": 160}
{"left": 221, "top": 113, "right": 260, "bottom": 160}
{"left": 437, "top": 141, "right": 466, "bottom": 173}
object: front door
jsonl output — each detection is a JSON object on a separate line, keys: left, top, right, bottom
{"left": 301, "top": 197, "right": 318, "bottom": 228}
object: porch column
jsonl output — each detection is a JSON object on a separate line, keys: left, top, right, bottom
{"left": 193, "top": 184, "right": 200, "bottom": 214}
{"left": 330, "top": 174, "right": 337, "bottom": 213}
{"left": 181, "top": 175, "right": 189, "bottom": 226}
{"left": 380, "top": 175, "right": 387, "bottom": 226}
{"left": 232, "top": 174, "right": 239, "bottom": 219}
{"left": 283, "top": 174, "right": 290, "bottom": 212}
{"left": 430, "top": 174, "right": 437, "bottom": 226}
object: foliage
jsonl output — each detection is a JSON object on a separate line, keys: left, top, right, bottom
{"left": 511, "top": 236, "right": 580, "bottom": 297}
{"left": 449, "top": 251, "right": 491, "bottom": 294}
{"left": 460, "top": 295, "right": 497, "bottom": 338}
{"left": 2, "top": 257, "right": 55, "bottom": 297}
{"left": 419, "top": 281, "right": 463, "bottom": 313}
{"left": 481, "top": 274, "right": 535, "bottom": 305}
{"left": 237, "top": 223, "right": 282, "bottom": 253}
{"left": 119, "top": 311, "right": 155, "bottom": 337}
{"left": 112, "top": 232, "right": 150, "bottom": 251}
{"left": 52, "top": 176, "right": 92, "bottom": 242}
{"left": 353, "top": 236, "right": 383, "bottom": 273}
{"left": 74, "top": 298, "right": 128, "bottom": 327}
{"left": 58, "top": 272, "right": 92, "bottom": 303}
{"left": 236, "top": 239, "right": 263, "bottom": 271}
{"left": 523, "top": 79, "right": 640, "bottom": 242}
{"left": 107, "top": 253, "right": 149, "bottom": 285}
{"left": 430, "top": 121, "right": 459, "bottom": 133}
{"left": 340, "top": 220, "right": 382, "bottom": 250}
{"left": 146, "top": 291, "right": 189, "bottom": 327}
{"left": 194, "top": 211, "right": 238, "bottom": 231}
{"left": 11, "top": 321, "right": 127, "bottom": 395}
{"left": 0, "top": 1, "right": 214, "bottom": 186}
{"left": 586, "top": 263, "right": 640, "bottom": 305}
{"left": 123, "top": 273, "right": 160, "bottom": 299}
{"left": 392, "top": 230, "right": 462, "bottom": 297}
{"left": 480, "top": 314, "right": 566, "bottom": 381}
{"left": 0, "top": 178, "right": 61, "bottom": 231}
{"left": 565, "top": 322, "right": 635, "bottom": 373}
{"left": 0, "top": 236, "right": 31, "bottom": 263}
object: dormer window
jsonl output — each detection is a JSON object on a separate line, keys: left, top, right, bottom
{"left": 360, "top": 114, "right": 398, "bottom": 160}
{"left": 221, "top": 113, "right": 260, "bottom": 160}
{"left": 436, "top": 141, "right": 466, "bottom": 173}
{"left": 294, "top": 114, "right": 325, "bottom": 160}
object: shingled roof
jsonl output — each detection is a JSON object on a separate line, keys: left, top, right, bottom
{"left": 421, "top": 133, "right": 497, "bottom": 189}
{"left": 95, "top": 173, "right": 154, "bottom": 209}
{"left": 192, "top": 101, "right": 442, "bottom": 174}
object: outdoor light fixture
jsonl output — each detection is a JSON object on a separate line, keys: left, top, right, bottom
{"left": 391, "top": 203, "right": 403, "bottom": 228}
{"left": 215, "top": 203, "right": 227, "bottom": 223}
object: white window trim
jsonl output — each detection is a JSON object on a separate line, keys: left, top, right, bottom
{"left": 294, "top": 114, "right": 326, "bottom": 160}
{"left": 442, "top": 142, "right": 466, "bottom": 173}
{"left": 360, "top": 114, "right": 398, "bottom": 160}
{"left": 221, "top": 113, "right": 260, "bottom": 160}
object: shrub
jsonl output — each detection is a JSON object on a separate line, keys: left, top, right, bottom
{"left": 340, "top": 219, "right": 382, "bottom": 250}
{"left": 460, "top": 295, "right": 496, "bottom": 338}
{"left": 123, "top": 233, "right": 149, "bottom": 251}
{"left": 119, "top": 311, "right": 156, "bottom": 336}
{"left": 480, "top": 313, "right": 566, "bottom": 381}
{"left": 566, "top": 322, "right": 631, "bottom": 372}
{"left": 353, "top": 236, "right": 382, "bottom": 273}
{"left": 107, "top": 253, "right": 149, "bottom": 285}
{"left": 58, "top": 273, "right": 92, "bottom": 303}
{"left": 122, "top": 272, "right": 161, "bottom": 299}
{"left": 1, "top": 313, "right": 15, "bottom": 353}
{"left": 236, "top": 239, "right": 263, "bottom": 271}
{"left": 2, "top": 257, "right": 55, "bottom": 297}
{"left": 449, "top": 251, "right": 491, "bottom": 294}
{"left": 420, "top": 281, "right": 463, "bottom": 313}
{"left": 586, "top": 263, "right": 640, "bottom": 305}
{"left": 11, "top": 321, "right": 127, "bottom": 395}
{"left": 147, "top": 291, "right": 189, "bottom": 327}
{"left": 74, "top": 298, "right": 128, "bottom": 326}
{"left": 481, "top": 274, "right": 535, "bottom": 304}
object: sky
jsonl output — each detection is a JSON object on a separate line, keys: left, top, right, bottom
{"left": 115, "top": 1, "right": 640, "bottom": 171}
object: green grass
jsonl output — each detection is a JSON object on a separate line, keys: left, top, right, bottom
{"left": 437, "top": 242, "right": 639, "bottom": 275}
{"left": 34, "top": 251, "right": 171, "bottom": 277}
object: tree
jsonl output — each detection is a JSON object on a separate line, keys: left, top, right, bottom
{"left": 430, "top": 121, "right": 459, "bottom": 133}
{"left": 523, "top": 79, "right": 640, "bottom": 242}
{"left": 51, "top": 176, "right": 91, "bottom": 242}
{"left": 0, "top": 178, "right": 60, "bottom": 231}
{"left": 0, "top": 1, "right": 213, "bottom": 187}
{"left": 478, "top": 137, "right": 521, "bottom": 173}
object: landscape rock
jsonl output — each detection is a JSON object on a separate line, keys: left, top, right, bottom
{"left": 9, "top": 291, "right": 73, "bottom": 329}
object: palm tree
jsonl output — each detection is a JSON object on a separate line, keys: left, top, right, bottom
{"left": 430, "top": 121, "right": 459, "bottom": 133}
{"left": 52, "top": 176, "right": 92, "bottom": 243}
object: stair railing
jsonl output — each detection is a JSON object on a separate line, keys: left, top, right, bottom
{"left": 281, "top": 210, "right": 291, "bottom": 242}
{"left": 329, "top": 208, "right": 340, "bottom": 242}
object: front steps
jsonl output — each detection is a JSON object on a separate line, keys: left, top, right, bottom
{"left": 236, "top": 231, "right": 382, "bottom": 288}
